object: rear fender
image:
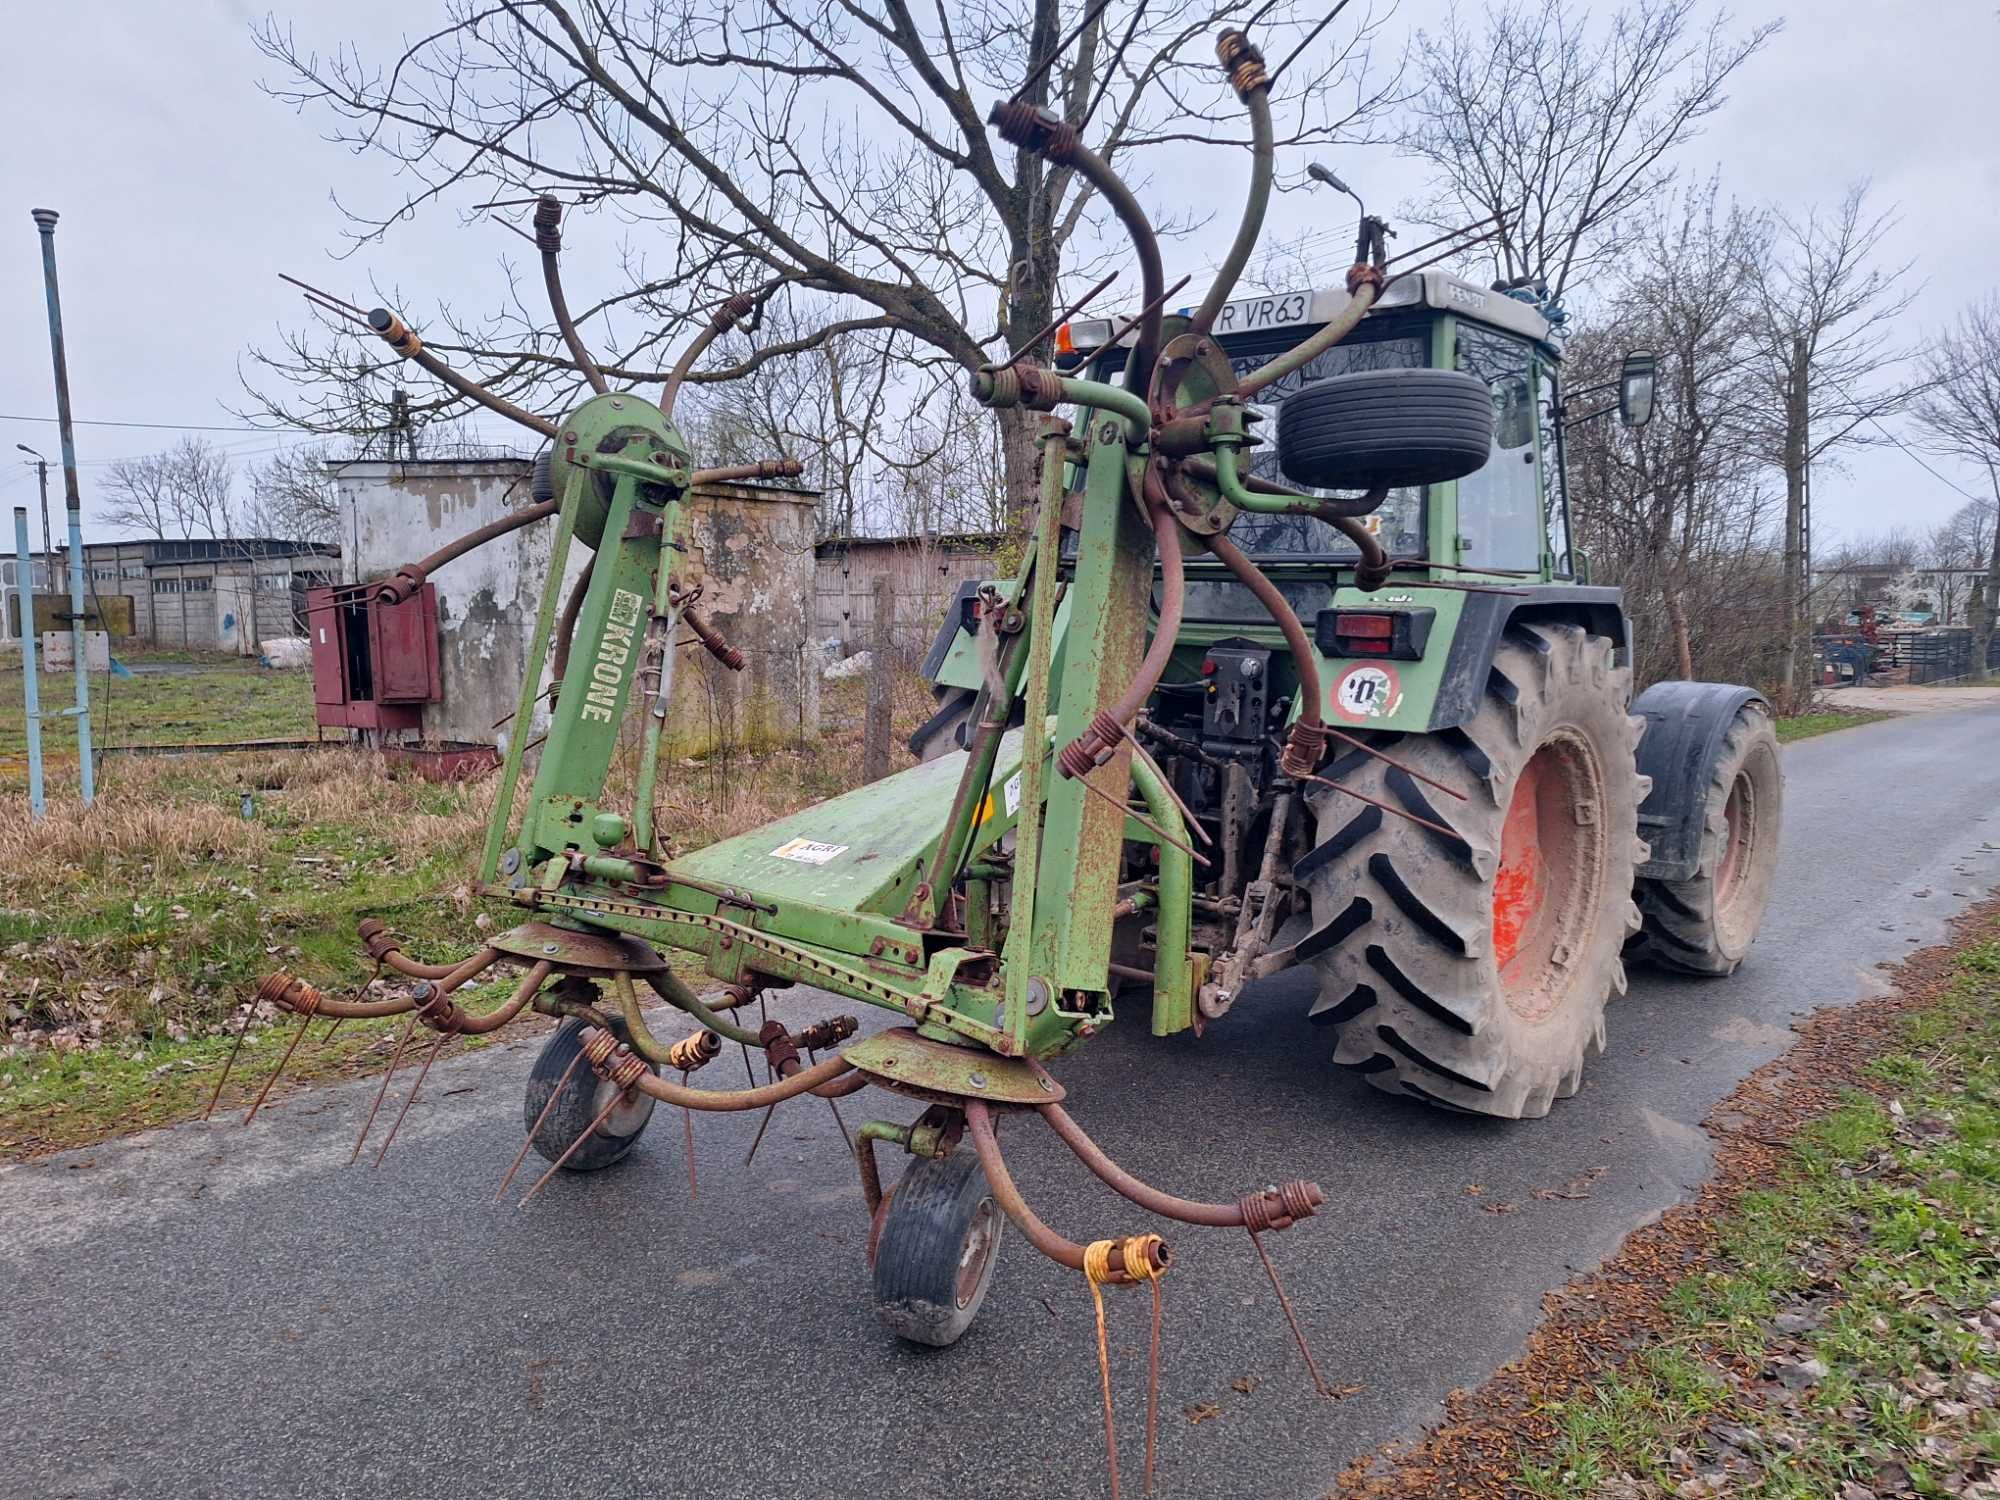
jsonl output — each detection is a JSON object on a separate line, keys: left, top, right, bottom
{"left": 1630, "top": 680, "right": 1768, "bottom": 881}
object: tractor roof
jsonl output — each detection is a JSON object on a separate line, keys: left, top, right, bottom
{"left": 1059, "top": 268, "right": 1554, "bottom": 363}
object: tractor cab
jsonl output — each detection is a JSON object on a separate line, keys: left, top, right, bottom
{"left": 1057, "top": 270, "right": 1574, "bottom": 596}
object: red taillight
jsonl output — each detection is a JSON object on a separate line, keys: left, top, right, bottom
{"left": 1337, "top": 613, "right": 1394, "bottom": 639}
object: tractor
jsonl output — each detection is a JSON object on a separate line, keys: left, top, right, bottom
{"left": 909, "top": 259, "right": 1785, "bottom": 1119}
{"left": 237, "top": 27, "right": 1782, "bottom": 1448}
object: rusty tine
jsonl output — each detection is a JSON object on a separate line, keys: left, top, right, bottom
{"left": 1301, "top": 772, "right": 1460, "bottom": 840}
{"left": 496, "top": 1049, "right": 586, "bottom": 1202}
{"left": 1144, "top": 1277, "right": 1163, "bottom": 1496}
{"left": 987, "top": 268, "right": 1120, "bottom": 371}
{"left": 1248, "top": 1229, "right": 1337, "bottom": 1399}
{"left": 680, "top": 1071, "right": 699, "bottom": 1202}
{"left": 810, "top": 1047, "right": 853, "bottom": 1150}
{"left": 203, "top": 1005, "right": 257, "bottom": 1121}
{"left": 241, "top": 1012, "right": 314, "bottom": 1126}
{"left": 1073, "top": 769, "right": 1212, "bottom": 869}
{"left": 351, "top": 1010, "right": 421, "bottom": 1164}
{"left": 1321, "top": 726, "right": 1469, "bottom": 802}
{"left": 737, "top": 1039, "right": 757, "bottom": 1088}
{"left": 518, "top": 1087, "right": 629, "bottom": 1208}
{"left": 373, "top": 1028, "right": 451, "bottom": 1169}
{"left": 744, "top": 1099, "right": 779, "bottom": 1167}
{"left": 1114, "top": 719, "right": 1213, "bottom": 845}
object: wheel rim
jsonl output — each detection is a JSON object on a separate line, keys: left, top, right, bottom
{"left": 1716, "top": 772, "right": 1754, "bottom": 908}
{"left": 955, "top": 1198, "right": 1001, "bottom": 1309}
{"left": 589, "top": 1074, "right": 654, "bottom": 1138}
{"left": 1491, "top": 732, "right": 1607, "bottom": 1022}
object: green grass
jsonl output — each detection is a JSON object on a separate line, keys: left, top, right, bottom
{"left": 1774, "top": 708, "right": 1898, "bottom": 743}
{"left": 0, "top": 655, "right": 315, "bottom": 766}
{"left": 0, "top": 662, "right": 947, "bottom": 1157}
{"left": 1516, "top": 927, "right": 2000, "bottom": 1499}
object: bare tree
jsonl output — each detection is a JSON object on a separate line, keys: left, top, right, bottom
{"left": 1914, "top": 296, "right": 2000, "bottom": 670}
{"left": 245, "top": 0, "right": 1396, "bottom": 514}
{"left": 1750, "top": 182, "right": 1920, "bottom": 710}
{"left": 101, "top": 438, "right": 238, "bottom": 541}
{"left": 1399, "top": 0, "right": 1777, "bottom": 301}
{"left": 245, "top": 445, "right": 346, "bottom": 548}
{"left": 1565, "top": 181, "right": 1773, "bottom": 681}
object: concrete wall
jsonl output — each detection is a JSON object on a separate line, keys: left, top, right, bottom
{"left": 813, "top": 535, "right": 1009, "bottom": 659}
{"left": 335, "top": 459, "right": 820, "bottom": 757}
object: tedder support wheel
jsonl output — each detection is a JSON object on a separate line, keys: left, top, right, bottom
{"left": 1627, "top": 698, "right": 1783, "bottom": 976}
{"left": 870, "top": 1147, "right": 1005, "bottom": 1347}
{"left": 1294, "top": 622, "right": 1651, "bottom": 1118}
{"left": 522, "top": 1017, "right": 659, "bottom": 1171}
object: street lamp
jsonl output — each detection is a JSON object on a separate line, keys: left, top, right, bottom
{"left": 14, "top": 444, "right": 53, "bottom": 582}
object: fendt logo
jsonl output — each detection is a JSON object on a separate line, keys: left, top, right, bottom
{"left": 580, "top": 588, "right": 646, "bottom": 724}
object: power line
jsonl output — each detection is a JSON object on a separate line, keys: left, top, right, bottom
{"left": 0, "top": 412, "right": 279, "bottom": 434}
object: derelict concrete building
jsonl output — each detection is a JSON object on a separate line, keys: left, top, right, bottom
{"left": 331, "top": 457, "right": 821, "bottom": 757}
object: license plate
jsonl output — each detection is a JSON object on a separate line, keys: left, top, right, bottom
{"left": 1211, "top": 290, "right": 1314, "bottom": 335}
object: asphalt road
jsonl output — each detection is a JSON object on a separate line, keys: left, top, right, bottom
{"left": 8, "top": 706, "right": 2000, "bottom": 1500}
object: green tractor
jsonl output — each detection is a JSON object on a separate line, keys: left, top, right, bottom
{"left": 911, "top": 263, "right": 1784, "bottom": 1118}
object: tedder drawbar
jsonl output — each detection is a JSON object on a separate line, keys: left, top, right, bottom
{"left": 231, "top": 25, "right": 1781, "bottom": 1489}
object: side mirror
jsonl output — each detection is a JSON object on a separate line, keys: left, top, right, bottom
{"left": 1619, "top": 352, "right": 1658, "bottom": 428}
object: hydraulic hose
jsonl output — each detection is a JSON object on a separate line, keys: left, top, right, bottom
{"left": 533, "top": 196, "right": 608, "bottom": 396}
{"left": 1190, "top": 33, "right": 1274, "bottom": 337}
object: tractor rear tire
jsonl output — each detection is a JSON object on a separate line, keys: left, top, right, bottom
{"left": 522, "top": 1017, "right": 659, "bottom": 1171}
{"left": 1294, "top": 622, "right": 1650, "bottom": 1118}
{"left": 1627, "top": 703, "right": 1782, "bottom": 976}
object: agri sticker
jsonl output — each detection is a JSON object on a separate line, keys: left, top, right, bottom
{"left": 1332, "top": 662, "right": 1401, "bottom": 721}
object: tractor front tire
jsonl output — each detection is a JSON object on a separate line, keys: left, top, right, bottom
{"left": 1295, "top": 623, "right": 1650, "bottom": 1118}
{"left": 1627, "top": 703, "right": 1782, "bottom": 976}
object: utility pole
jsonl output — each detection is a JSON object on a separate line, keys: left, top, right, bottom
{"left": 1778, "top": 333, "right": 1809, "bottom": 713}
{"left": 12, "top": 509, "right": 44, "bottom": 818}
{"left": 13, "top": 447, "right": 53, "bottom": 587}
{"left": 32, "top": 208, "right": 94, "bottom": 804}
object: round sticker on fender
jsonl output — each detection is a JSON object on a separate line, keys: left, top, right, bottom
{"left": 1332, "top": 662, "right": 1401, "bottom": 721}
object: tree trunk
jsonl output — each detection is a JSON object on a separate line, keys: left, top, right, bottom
{"left": 1776, "top": 336, "right": 1809, "bottom": 713}
{"left": 1662, "top": 576, "right": 1695, "bottom": 681}
{"left": 1975, "top": 474, "right": 2000, "bottom": 680}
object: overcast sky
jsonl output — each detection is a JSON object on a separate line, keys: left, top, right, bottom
{"left": 2, "top": 0, "right": 1996, "bottom": 549}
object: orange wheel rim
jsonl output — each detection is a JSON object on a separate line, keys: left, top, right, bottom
{"left": 1491, "top": 734, "right": 1605, "bottom": 1022}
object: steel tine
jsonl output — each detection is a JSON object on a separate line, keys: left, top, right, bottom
{"left": 1144, "top": 1277, "right": 1164, "bottom": 1495}
{"left": 1300, "top": 771, "right": 1460, "bottom": 840}
{"left": 351, "top": 1010, "right": 421, "bottom": 1165}
{"left": 1073, "top": 770, "right": 1211, "bottom": 868}
{"left": 373, "top": 1028, "right": 450, "bottom": 1169}
{"left": 680, "top": 1070, "right": 699, "bottom": 1202}
{"left": 1113, "top": 719, "right": 1213, "bottom": 844}
{"left": 744, "top": 1100, "right": 779, "bottom": 1167}
{"left": 241, "top": 1012, "right": 314, "bottom": 1126}
{"left": 1321, "top": 726, "right": 1470, "bottom": 802}
{"left": 203, "top": 1005, "right": 257, "bottom": 1121}
{"left": 496, "top": 1049, "right": 586, "bottom": 1202}
{"left": 1248, "top": 1228, "right": 1336, "bottom": 1398}
{"left": 518, "top": 1087, "right": 628, "bottom": 1208}
{"left": 810, "top": 1048, "right": 853, "bottom": 1149}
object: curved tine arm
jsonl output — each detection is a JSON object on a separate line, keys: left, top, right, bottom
{"left": 1204, "top": 530, "right": 1332, "bottom": 771}
{"left": 533, "top": 197, "right": 608, "bottom": 396}
{"left": 548, "top": 556, "right": 595, "bottom": 690}
{"left": 659, "top": 289, "right": 761, "bottom": 420}
{"left": 1182, "top": 456, "right": 1387, "bottom": 521}
{"left": 440, "top": 960, "right": 552, "bottom": 1034}
{"left": 367, "top": 308, "right": 560, "bottom": 440}
{"left": 988, "top": 105, "right": 1164, "bottom": 398}
{"left": 375, "top": 500, "right": 558, "bottom": 605}
{"left": 358, "top": 918, "right": 490, "bottom": 981}
{"left": 1057, "top": 482, "right": 1183, "bottom": 774}
{"left": 582, "top": 1026, "right": 860, "bottom": 1111}
{"left": 963, "top": 1102, "right": 1171, "bottom": 1277}
{"left": 689, "top": 459, "right": 806, "bottom": 486}
{"left": 1233, "top": 279, "right": 1379, "bottom": 402}
{"left": 1190, "top": 33, "right": 1275, "bottom": 338}
{"left": 1037, "top": 1102, "right": 1324, "bottom": 1229}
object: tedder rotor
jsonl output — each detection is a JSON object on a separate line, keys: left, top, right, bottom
{"left": 226, "top": 20, "right": 1780, "bottom": 1491}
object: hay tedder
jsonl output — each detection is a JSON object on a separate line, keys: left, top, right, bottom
{"left": 233, "top": 25, "right": 1782, "bottom": 1482}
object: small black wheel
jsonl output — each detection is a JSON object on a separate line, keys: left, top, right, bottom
{"left": 522, "top": 1017, "right": 658, "bottom": 1171}
{"left": 1276, "top": 368, "right": 1494, "bottom": 491}
{"left": 870, "top": 1149, "right": 1005, "bottom": 1347}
